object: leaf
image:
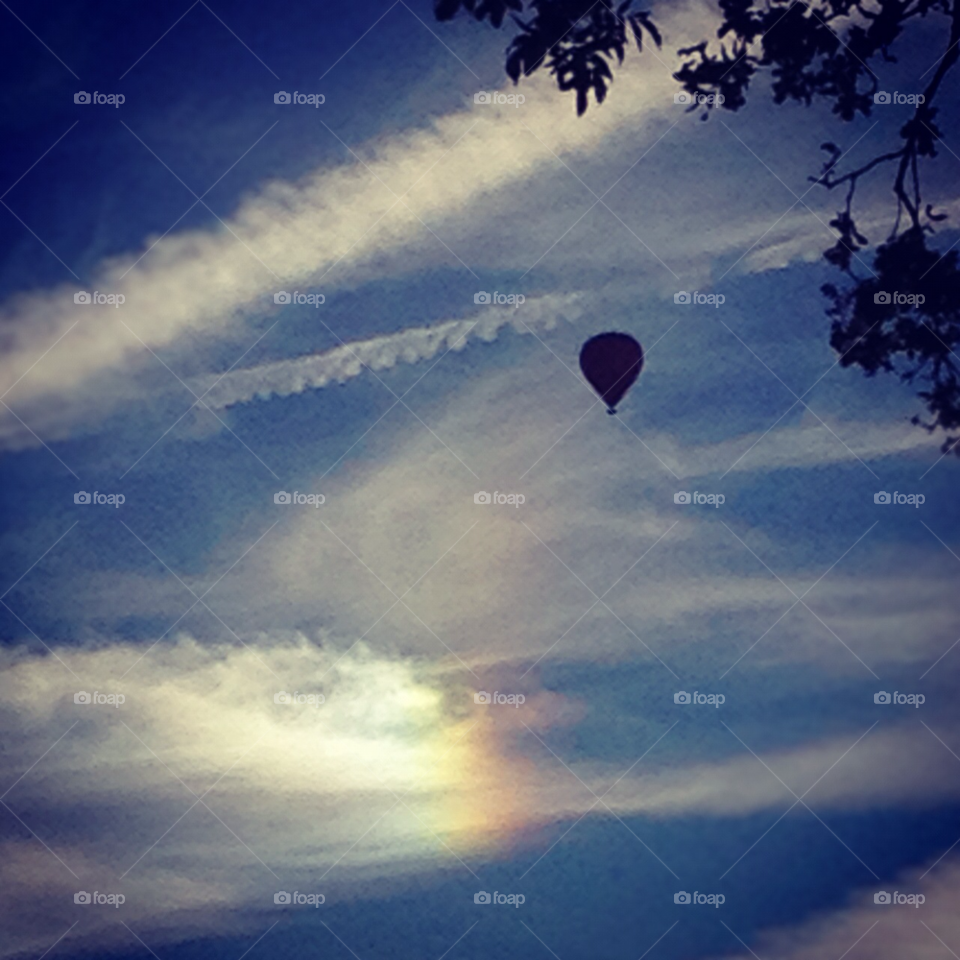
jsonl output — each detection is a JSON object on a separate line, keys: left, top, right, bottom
{"left": 635, "top": 11, "right": 662, "bottom": 47}
{"left": 678, "top": 41, "right": 708, "bottom": 57}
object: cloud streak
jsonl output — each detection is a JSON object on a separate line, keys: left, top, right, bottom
{"left": 196, "top": 295, "right": 582, "bottom": 409}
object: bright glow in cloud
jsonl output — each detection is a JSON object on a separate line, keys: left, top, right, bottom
{"left": 0, "top": 636, "right": 545, "bottom": 957}
{"left": 1, "top": 636, "right": 957, "bottom": 959}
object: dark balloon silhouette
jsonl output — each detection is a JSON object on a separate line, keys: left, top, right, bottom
{"left": 579, "top": 333, "right": 644, "bottom": 414}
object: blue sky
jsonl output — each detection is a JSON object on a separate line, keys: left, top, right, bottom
{"left": 2, "top": 2, "right": 960, "bottom": 960}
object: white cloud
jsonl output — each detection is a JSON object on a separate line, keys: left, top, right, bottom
{"left": 0, "top": 636, "right": 543, "bottom": 957}
{"left": 670, "top": 415, "right": 938, "bottom": 476}
{"left": 3, "top": 0, "right": 897, "bottom": 448}
{"left": 196, "top": 294, "right": 582, "bottom": 409}
{"left": 1, "top": 635, "right": 957, "bottom": 959}
{"left": 37, "top": 353, "right": 947, "bottom": 674}
{"left": 595, "top": 725, "right": 960, "bottom": 818}
{"left": 188, "top": 363, "right": 941, "bottom": 670}
{"left": 710, "top": 859, "right": 960, "bottom": 960}
{"left": 0, "top": 2, "right": 694, "bottom": 417}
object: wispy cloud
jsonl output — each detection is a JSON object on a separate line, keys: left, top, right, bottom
{"left": 0, "top": 25, "right": 686, "bottom": 412}
{"left": 715, "top": 858, "right": 960, "bottom": 960}
{"left": 197, "top": 294, "right": 581, "bottom": 409}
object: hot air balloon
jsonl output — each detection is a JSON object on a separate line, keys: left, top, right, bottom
{"left": 579, "top": 332, "right": 644, "bottom": 414}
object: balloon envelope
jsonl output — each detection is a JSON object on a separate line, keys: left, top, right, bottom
{"left": 579, "top": 332, "right": 644, "bottom": 413}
